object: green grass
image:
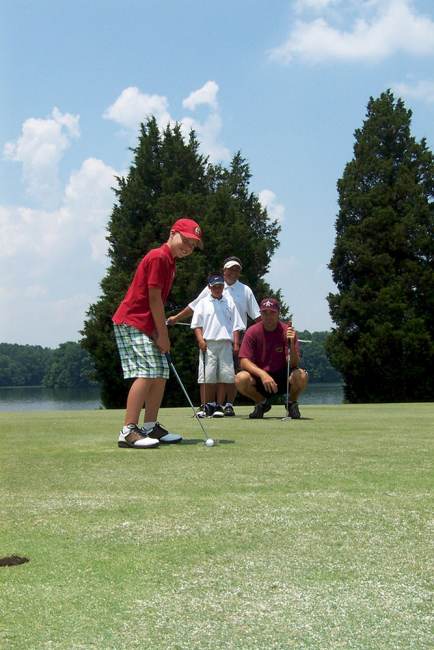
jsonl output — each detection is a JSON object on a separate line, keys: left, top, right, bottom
{"left": 1, "top": 404, "right": 433, "bottom": 649}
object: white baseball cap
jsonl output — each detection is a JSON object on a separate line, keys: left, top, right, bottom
{"left": 223, "top": 258, "right": 242, "bottom": 270}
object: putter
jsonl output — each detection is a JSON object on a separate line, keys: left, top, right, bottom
{"left": 202, "top": 349, "right": 207, "bottom": 416}
{"left": 281, "top": 354, "right": 291, "bottom": 421}
{"left": 165, "top": 320, "right": 191, "bottom": 327}
{"left": 282, "top": 320, "right": 292, "bottom": 421}
{"left": 165, "top": 352, "right": 213, "bottom": 443}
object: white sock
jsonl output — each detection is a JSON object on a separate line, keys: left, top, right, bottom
{"left": 224, "top": 402, "right": 233, "bottom": 408}
{"left": 142, "top": 421, "right": 156, "bottom": 431}
{"left": 122, "top": 424, "right": 137, "bottom": 434}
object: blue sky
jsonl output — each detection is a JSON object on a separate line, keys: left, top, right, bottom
{"left": 1, "top": 0, "right": 434, "bottom": 346}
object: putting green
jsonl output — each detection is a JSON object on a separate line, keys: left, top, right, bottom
{"left": 1, "top": 403, "right": 433, "bottom": 649}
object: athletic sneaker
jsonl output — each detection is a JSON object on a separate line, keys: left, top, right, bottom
{"left": 223, "top": 403, "right": 235, "bottom": 417}
{"left": 141, "top": 422, "right": 182, "bottom": 444}
{"left": 287, "top": 401, "right": 301, "bottom": 419}
{"left": 196, "top": 406, "right": 207, "bottom": 418}
{"left": 248, "top": 398, "right": 272, "bottom": 419}
{"left": 212, "top": 404, "right": 224, "bottom": 418}
{"left": 118, "top": 424, "right": 160, "bottom": 449}
{"left": 197, "top": 403, "right": 215, "bottom": 418}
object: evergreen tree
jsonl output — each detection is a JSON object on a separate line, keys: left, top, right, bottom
{"left": 82, "top": 118, "right": 281, "bottom": 407}
{"left": 327, "top": 91, "right": 434, "bottom": 402}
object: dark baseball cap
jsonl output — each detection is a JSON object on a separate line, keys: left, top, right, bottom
{"left": 260, "top": 297, "right": 280, "bottom": 313}
{"left": 208, "top": 273, "right": 225, "bottom": 286}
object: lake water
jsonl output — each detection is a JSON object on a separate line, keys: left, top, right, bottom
{"left": 0, "top": 383, "right": 344, "bottom": 411}
{"left": 0, "top": 386, "right": 103, "bottom": 411}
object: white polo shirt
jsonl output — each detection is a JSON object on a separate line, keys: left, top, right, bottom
{"left": 191, "top": 293, "right": 244, "bottom": 341}
{"left": 189, "top": 280, "right": 260, "bottom": 328}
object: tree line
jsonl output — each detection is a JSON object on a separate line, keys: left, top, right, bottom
{"left": 0, "top": 334, "right": 340, "bottom": 389}
{"left": 0, "top": 342, "right": 96, "bottom": 388}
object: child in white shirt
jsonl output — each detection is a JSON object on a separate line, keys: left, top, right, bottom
{"left": 191, "top": 273, "right": 244, "bottom": 417}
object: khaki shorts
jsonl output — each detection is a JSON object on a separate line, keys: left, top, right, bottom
{"left": 114, "top": 323, "right": 169, "bottom": 379}
{"left": 198, "top": 340, "right": 235, "bottom": 384}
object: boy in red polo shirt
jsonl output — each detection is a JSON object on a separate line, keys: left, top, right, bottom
{"left": 112, "top": 218, "right": 203, "bottom": 448}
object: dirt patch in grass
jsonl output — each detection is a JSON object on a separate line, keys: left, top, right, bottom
{"left": 0, "top": 555, "right": 29, "bottom": 567}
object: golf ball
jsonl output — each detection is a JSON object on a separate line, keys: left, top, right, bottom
{"left": 205, "top": 438, "right": 215, "bottom": 447}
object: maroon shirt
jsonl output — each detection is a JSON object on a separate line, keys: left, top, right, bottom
{"left": 112, "top": 243, "right": 175, "bottom": 335}
{"left": 239, "top": 321, "right": 300, "bottom": 374}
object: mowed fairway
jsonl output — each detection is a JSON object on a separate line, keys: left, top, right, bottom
{"left": 0, "top": 404, "right": 433, "bottom": 649}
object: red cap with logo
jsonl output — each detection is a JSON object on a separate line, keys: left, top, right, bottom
{"left": 171, "top": 218, "right": 203, "bottom": 249}
{"left": 260, "top": 297, "right": 280, "bottom": 313}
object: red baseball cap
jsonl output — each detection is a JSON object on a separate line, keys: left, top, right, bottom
{"left": 171, "top": 218, "right": 203, "bottom": 249}
{"left": 260, "top": 297, "right": 280, "bottom": 313}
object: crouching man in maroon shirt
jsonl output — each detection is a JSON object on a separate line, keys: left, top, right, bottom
{"left": 235, "top": 298, "right": 308, "bottom": 419}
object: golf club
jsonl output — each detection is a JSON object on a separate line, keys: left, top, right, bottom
{"left": 165, "top": 320, "right": 191, "bottom": 327}
{"left": 165, "top": 352, "right": 215, "bottom": 445}
{"left": 281, "top": 353, "right": 291, "bottom": 421}
{"left": 282, "top": 320, "right": 292, "bottom": 421}
{"left": 202, "top": 349, "right": 207, "bottom": 416}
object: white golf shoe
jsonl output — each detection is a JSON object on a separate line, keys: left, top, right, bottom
{"left": 118, "top": 424, "right": 160, "bottom": 449}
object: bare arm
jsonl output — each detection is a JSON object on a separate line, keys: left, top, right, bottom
{"left": 286, "top": 321, "right": 301, "bottom": 369}
{"left": 149, "top": 286, "right": 170, "bottom": 353}
{"left": 194, "top": 327, "right": 207, "bottom": 352}
{"left": 233, "top": 330, "right": 240, "bottom": 354}
{"left": 166, "top": 305, "right": 193, "bottom": 325}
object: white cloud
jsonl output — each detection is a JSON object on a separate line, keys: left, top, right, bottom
{"left": 64, "top": 158, "right": 117, "bottom": 230}
{"left": 0, "top": 156, "right": 120, "bottom": 345}
{"left": 181, "top": 112, "right": 230, "bottom": 163}
{"left": 0, "top": 158, "right": 117, "bottom": 262}
{"left": 103, "top": 86, "right": 172, "bottom": 131}
{"left": 103, "top": 81, "right": 230, "bottom": 162}
{"left": 259, "top": 189, "right": 285, "bottom": 223}
{"left": 182, "top": 80, "right": 219, "bottom": 110}
{"left": 393, "top": 78, "right": 434, "bottom": 104}
{"left": 3, "top": 107, "right": 80, "bottom": 205}
{"left": 180, "top": 81, "right": 230, "bottom": 162}
{"left": 295, "top": 0, "right": 335, "bottom": 12}
{"left": 270, "top": 0, "right": 434, "bottom": 64}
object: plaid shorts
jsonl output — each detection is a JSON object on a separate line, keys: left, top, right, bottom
{"left": 113, "top": 323, "right": 169, "bottom": 379}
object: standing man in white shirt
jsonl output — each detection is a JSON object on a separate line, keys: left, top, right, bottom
{"left": 191, "top": 273, "right": 245, "bottom": 417}
{"left": 167, "top": 256, "right": 261, "bottom": 415}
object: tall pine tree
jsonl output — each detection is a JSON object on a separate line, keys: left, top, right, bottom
{"left": 82, "top": 118, "right": 281, "bottom": 407}
{"left": 327, "top": 91, "right": 434, "bottom": 402}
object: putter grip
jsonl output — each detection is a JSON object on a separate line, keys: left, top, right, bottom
{"left": 165, "top": 352, "right": 172, "bottom": 363}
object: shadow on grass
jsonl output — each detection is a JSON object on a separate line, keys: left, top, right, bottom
{"left": 238, "top": 416, "right": 314, "bottom": 421}
{"left": 181, "top": 438, "right": 235, "bottom": 445}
